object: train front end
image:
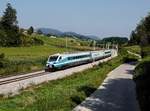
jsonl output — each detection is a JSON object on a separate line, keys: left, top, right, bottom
{"left": 45, "top": 54, "right": 60, "bottom": 72}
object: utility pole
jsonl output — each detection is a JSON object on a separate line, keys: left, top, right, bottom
{"left": 116, "top": 44, "right": 118, "bottom": 53}
{"left": 93, "top": 40, "right": 96, "bottom": 51}
{"left": 66, "top": 37, "right": 68, "bottom": 53}
{"left": 106, "top": 43, "right": 108, "bottom": 49}
{"left": 103, "top": 44, "right": 105, "bottom": 50}
{"left": 112, "top": 43, "right": 114, "bottom": 49}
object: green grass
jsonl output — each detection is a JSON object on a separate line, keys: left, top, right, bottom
{"left": 0, "top": 35, "right": 93, "bottom": 76}
{"left": 0, "top": 55, "right": 123, "bottom": 111}
{"left": 0, "top": 46, "right": 67, "bottom": 61}
{"left": 124, "top": 45, "right": 141, "bottom": 54}
{"left": 0, "top": 36, "right": 91, "bottom": 61}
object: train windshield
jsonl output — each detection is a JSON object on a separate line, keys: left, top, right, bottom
{"left": 49, "top": 56, "right": 58, "bottom": 62}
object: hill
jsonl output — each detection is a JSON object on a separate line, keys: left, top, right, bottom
{"left": 37, "top": 28, "right": 100, "bottom": 40}
{"left": 37, "top": 28, "right": 63, "bottom": 36}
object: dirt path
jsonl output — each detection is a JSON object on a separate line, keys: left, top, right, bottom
{"left": 73, "top": 63, "right": 140, "bottom": 111}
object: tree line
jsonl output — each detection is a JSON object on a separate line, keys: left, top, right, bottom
{"left": 129, "top": 12, "right": 150, "bottom": 57}
{"left": 101, "top": 37, "right": 128, "bottom": 45}
{"left": 130, "top": 12, "right": 150, "bottom": 111}
{"left": 0, "top": 3, "right": 43, "bottom": 47}
{"left": 130, "top": 13, "right": 150, "bottom": 46}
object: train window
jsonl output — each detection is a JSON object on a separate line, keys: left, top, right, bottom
{"left": 68, "top": 57, "right": 73, "bottom": 60}
{"left": 105, "top": 51, "right": 110, "bottom": 54}
{"left": 58, "top": 56, "right": 62, "bottom": 61}
{"left": 68, "top": 54, "right": 90, "bottom": 61}
{"left": 49, "top": 56, "right": 58, "bottom": 62}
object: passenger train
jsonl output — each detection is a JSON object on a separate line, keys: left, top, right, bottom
{"left": 45, "top": 49, "right": 112, "bottom": 72}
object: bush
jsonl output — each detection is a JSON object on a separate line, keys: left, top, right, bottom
{"left": 20, "top": 35, "right": 44, "bottom": 46}
{"left": 0, "top": 57, "right": 47, "bottom": 76}
{"left": 119, "top": 48, "right": 138, "bottom": 63}
{"left": 122, "top": 55, "right": 138, "bottom": 63}
{"left": 141, "top": 46, "right": 150, "bottom": 58}
{"left": 0, "top": 53, "right": 5, "bottom": 59}
{"left": 0, "top": 53, "right": 9, "bottom": 68}
{"left": 30, "top": 37, "right": 44, "bottom": 45}
{"left": 133, "top": 57, "right": 150, "bottom": 111}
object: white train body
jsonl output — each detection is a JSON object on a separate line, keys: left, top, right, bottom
{"left": 45, "top": 49, "right": 112, "bottom": 71}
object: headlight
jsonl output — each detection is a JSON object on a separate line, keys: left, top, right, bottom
{"left": 46, "top": 64, "right": 52, "bottom": 68}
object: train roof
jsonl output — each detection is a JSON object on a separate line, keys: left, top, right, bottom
{"left": 49, "top": 49, "right": 112, "bottom": 58}
{"left": 61, "top": 51, "right": 91, "bottom": 57}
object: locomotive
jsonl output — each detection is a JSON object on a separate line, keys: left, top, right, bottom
{"left": 45, "top": 49, "right": 112, "bottom": 72}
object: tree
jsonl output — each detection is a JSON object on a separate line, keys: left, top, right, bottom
{"left": 37, "top": 29, "right": 43, "bottom": 35}
{"left": 0, "top": 30, "right": 7, "bottom": 46}
{"left": 27, "top": 26, "right": 34, "bottom": 35}
{"left": 1, "top": 3, "right": 18, "bottom": 29}
{"left": 133, "top": 14, "right": 150, "bottom": 46}
{"left": 130, "top": 12, "right": 150, "bottom": 58}
{"left": 129, "top": 31, "right": 138, "bottom": 45}
{"left": 0, "top": 3, "right": 21, "bottom": 46}
{"left": 102, "top": 37, "right": 128, "bottom": 45}
{"left": 89, "top": 40, "right": 94, "bottom": 47}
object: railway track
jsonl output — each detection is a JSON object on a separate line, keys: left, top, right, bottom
{"left": 0, "top": 71, "right": 48, "bottom": 85}
{"left": 0, "top": 50, "right": 118, "bottom": 87}
{"left": 0, "top": 50, "right": 118, "bottom": 95}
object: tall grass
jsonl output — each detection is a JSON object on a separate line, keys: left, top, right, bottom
{"left": 0, "top": 56, "right": 123, "bottom": 111}
{"left": 0, "top": 57, "right": 47, "bottom": 76}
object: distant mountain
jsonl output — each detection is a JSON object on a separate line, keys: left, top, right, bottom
{"left": 87, "top": 35, "right": 100, "bottom": 40}
{"left": 37, "top": 28, "right": 63, "bottom": 36}
{"left": 62, "top": 32, "right": 93, "bottom": 40}
{"left": 37, "top": 28, "right": 99, "bottom": 40}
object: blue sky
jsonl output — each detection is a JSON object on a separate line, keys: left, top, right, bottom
{"left": 0, "top": 0, "right": 150, "bottom": 38}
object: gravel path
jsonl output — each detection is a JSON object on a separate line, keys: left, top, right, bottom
{"left": 73, "top": 63, "right": 140, "bottom": 111}
{"left": 127, "top": 51, "right": 141, "bottom": 59}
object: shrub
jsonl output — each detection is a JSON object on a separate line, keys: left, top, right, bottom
{"left": 0, "top": 53, "right": 5, "bottom": 59}
{"left": 30, "top": 37, "right": 44, "bottom": 45}
{"left": 122, "top": 55, "right": 138, "bottom": 63}
{"left": 20, "top": 35, "right": 44, "bottom": 46}
{"left": 141, "top": 46, "right": 150, "bottom": 58}
{"left": 119, "top": 48, "right": 138, "bottom": 63}
{"left": 133, "top": 57, "right": 150, "bottom": 111}
{"left": 0, "top": 57, "right": 47, "bottom": 76}
{"left": 0, "top": 53, "right": 9, "bottom": 68}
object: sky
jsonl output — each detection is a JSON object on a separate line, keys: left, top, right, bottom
{"left": 0, "top": 0, "right": 150, "bottom": 38}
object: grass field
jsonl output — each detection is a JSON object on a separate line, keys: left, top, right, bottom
{"left": 0, "top": 35, "right": 93, "bottom": 76}
{"left": 124, "top": 45, "right": 141, "bottom": 54}
{"left": 0, "top": 36, "right": 92, "bottom": 61}
{"left": 0, "top": 55, "right": 123, "bottom": 111}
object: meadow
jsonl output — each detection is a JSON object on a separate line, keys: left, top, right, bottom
{"left": 0, "top": 35, "right": 92, "bottom": 76}
{"left": 124, "top": 45, "right": 141, "bottom": 54}
{"left": 0, "top": 54, "right": 123, "bottom": 111}
{"left": 0, "top": 39, "right": 139, "bottom": 111}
